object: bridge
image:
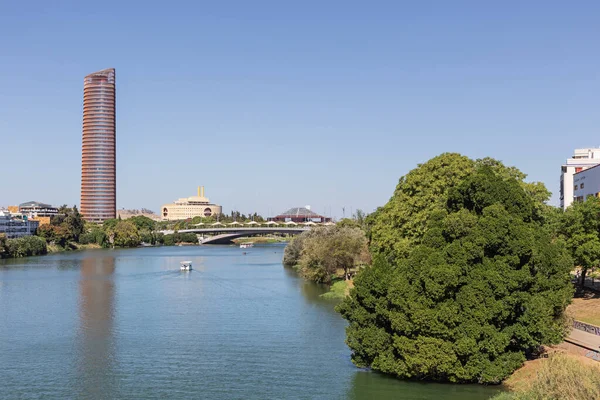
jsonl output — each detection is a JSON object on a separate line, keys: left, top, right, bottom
{"left": 159, "top": 227, "right": 310, "bottom": 244}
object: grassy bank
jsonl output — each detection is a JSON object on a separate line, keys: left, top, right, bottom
{"left": 234, "top": 236, "right": 291, "bottom": 244}
{"left": 493, "top": 351, "right": 600, "bottom": 400}
{"left": 568, "top": 290, "right": 600, "bottom": 326}
{"left": 47, "top": 242, "right": 102, "bottom": 253}
{"left": 320, "top": 280, "right": 353, "bottom": 300}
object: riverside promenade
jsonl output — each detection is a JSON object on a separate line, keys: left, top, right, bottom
{"left": 563, "top": 321, "right": 600, "bottom": 361}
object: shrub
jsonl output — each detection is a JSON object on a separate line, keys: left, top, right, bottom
{"left": 284, "top": 226, "right": 370, "bottom": 283}
{"left": 492, "top": 353, "right": 600, "bottom": 400}
{"left": 4, "top": 236, "right": 47, "bottom": 258}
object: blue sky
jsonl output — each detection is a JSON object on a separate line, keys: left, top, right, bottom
{"left": 1, "top": 1, "right": 599, "bottom": 219}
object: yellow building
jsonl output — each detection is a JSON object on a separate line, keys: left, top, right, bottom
{"left": 7, "top": 206, "right": 19, "bottom": 213}
{"left": 30, "top": 216, "right": 51, "bottom": 226}
{"left": 161, "top": 187, "right": 222, "bottom": 221}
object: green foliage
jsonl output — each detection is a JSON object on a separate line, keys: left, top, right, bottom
{"left": 283, "top": 232, "right": 307, "bottom": 267}
{"left": 320, "top": 280, "right": 350, "bottom": 300}
{"left": 102, "top": 219, "right": 119, "bottom": 231}
{"left": 337, "top": 157, "right": 573, "bottom": 384}
{"left": 40, "top": 206, "right": 85, "bottom": 247}
{"left": 37, "top": 224, "right": 71, "bottom": 247}
{"left": 129, "top": 215, "right": 156, "bottom": 232}
{"left": 78, "top": 227, "right": 107, "bottom": 247}
{"left": 370, "top": 153, "right": 476, "bottom": 260}
{"left": 0, "top": 233, "right": 6, "bottom": 256}
{"left": 50, "top": 206, "right": 84, "bottom": 242}
{"left": 284, "top": 226, "right": 370, "bottom": 283}
{"left": 3, "top": 236, "right": 47, "bottom": 258}
{"left": 163, "top": 234, "right": 176, "bottom": 246}
{"left": 369, "top": 153, "right": 552, "bottom": 261}
{"left": 162, "top": 233, "right": 198, "bottom": 246}
{"left": 337, "top": 218, "right": 360, "bottom": 229}
{"left": 108, "top": 221, "right": 141, "bottom": 247}
{"left": 559, "top": 197, "right": 600, "bottom": 288}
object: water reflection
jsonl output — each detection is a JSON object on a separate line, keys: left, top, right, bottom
{"left": 346, "top": 370, "right": 504, "bottom": 400}
{"left": 76, "top": 255, "right": 117, "bottom": 399}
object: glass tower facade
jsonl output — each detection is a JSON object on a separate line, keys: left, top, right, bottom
{"left": 81, "top": 68, "right": 116, "bottom": 223}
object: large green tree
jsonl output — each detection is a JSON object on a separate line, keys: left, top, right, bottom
{"left": 129, "top": 215, "right": 156, "bottom": 232}
{"left": 337, "top": 160, "right": 573, "bottom": 384}
{"left": 106, "top": 220, "right": 141, "bottom": 248}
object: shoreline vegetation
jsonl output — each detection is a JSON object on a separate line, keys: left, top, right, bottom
{"left": 0, "top": 208, "right": 294, "bottom": 260}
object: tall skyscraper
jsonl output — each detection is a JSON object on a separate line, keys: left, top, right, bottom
{"left": 80, "top": 68, "right": 116, "bottom": 223}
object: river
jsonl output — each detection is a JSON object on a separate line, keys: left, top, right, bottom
{"left": 0, "top": 245, "right": 502, "bottom": 399}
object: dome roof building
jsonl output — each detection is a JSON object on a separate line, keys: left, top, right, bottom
{"left": 270, "top": 206, "right": 330, "bottom": 223}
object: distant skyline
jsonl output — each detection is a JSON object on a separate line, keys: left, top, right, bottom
{"left": 2, "top": 1, "right": 600, "bottom": 219}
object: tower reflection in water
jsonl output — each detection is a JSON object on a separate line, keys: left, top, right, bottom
{"left": 77, "top": 255, "right": 117, "bottom": 398}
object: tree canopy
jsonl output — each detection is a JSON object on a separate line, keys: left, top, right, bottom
{"left": 337, "top": 156, "right": 573, "bottom": 384}
{"left": 558, "top": 196, "right": 600, "bottom": 288}
{"left": 369, "top": 153, "right": 553, "bottom": 261}
{"left": 284, "top": 226, "right": 370, "bottom": 284}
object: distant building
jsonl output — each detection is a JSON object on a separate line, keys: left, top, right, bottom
{"left": 161, "top": 187, "right": 222, "bottom": 221}
{"left": 561, "top": 148, "right": 600, "bottom": 210}
{"left": 16, "top": 201, "right": 57, "bottom": 227}
{"left": 81, "top": 68, "right": 117, "bottom": 223}
{"left": 573, "top": 164, "right": 600, "bottom": 203}
{"left": 270, "top": 206, "right": 331, "bottom": 223}
{"left": 19, "top": 201, "right": 58, "bottom": 218}
{"left": 0, "top": 210, "right": 39, "bottom": 239}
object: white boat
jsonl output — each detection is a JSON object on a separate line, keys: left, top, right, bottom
{"left": 180, "top": 261, "right": 193, "bottom": 271}
{"left": 240, "top": 243, "right": 254, "bottom": 249}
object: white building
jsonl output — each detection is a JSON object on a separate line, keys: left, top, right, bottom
{"left": 573, "top": 165, "right": 600, "bottom": 203}
{"left": 0, "top": 209, "right": 40, "bottom": 239}
{"left": 560, "top": 148, "right": 600, "bottom": 210}
{"left": 19, "top": 201, "right": 58, "bottom": 218}
{"left": 161, "top": 186, "right": 222, "bottom": 221}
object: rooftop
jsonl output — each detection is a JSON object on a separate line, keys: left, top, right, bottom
{"left": 277, "top": 207, "right": 323, "bottom": 218}
{"left": 19, "top": 201, "right": 54, "bottom": 209}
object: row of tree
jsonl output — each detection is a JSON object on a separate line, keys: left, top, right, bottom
{"left": 34, "top": 207, "right": 198, "bottom": 250}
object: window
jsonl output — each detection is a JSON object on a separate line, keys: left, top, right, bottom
{"left": 574, "top": 185, "right": 578, "bottom": 190}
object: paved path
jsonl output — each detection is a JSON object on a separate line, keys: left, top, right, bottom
{"left": 567, "top": 328, "right": 600, "bottom": 350}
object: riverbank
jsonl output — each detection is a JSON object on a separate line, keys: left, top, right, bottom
{"left": 47, "top": 242, "right": 102, "bottom": 253}
{"left": 233, "top": 236, "right": 291, "bottom": 244}
{"left": 320, "top": 280, "right": 353, "bottom": 300}
{"left": 494, "top": 350, "right": 600, "bottom": 399}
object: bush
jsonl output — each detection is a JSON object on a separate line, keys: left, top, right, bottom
{"left": 161, "top": 233, "right": 197, "bottom": 246}
{"left": 493, "top": 353, "right": 600, "bottom": 400}
{"left": 163, "top": 234, "right": 176, "bottom": 246}
{"left": 284, "top": 226, "right": 370, "bottom": 283}
{"left": 283, "top": 233, "right": 307, "bottom": 267}
{"left": 337, "top": 161, "right": 573, "bottom": 384}
{"left": 4, "top": 236, "right": 47, "bottom": 258}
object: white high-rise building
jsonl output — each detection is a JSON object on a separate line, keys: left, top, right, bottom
{"left": 560, "top": 148, "right": 600, "bottom": 210}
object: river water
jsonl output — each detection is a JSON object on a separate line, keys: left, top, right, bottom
{"left": 0, "top": 245, "right": 501, "bottom": 399}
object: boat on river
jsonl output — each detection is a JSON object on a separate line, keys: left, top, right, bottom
{"left": 240, "top": 243, "right": 254, "bottom": 249}
{"left": 180, "top": 261, "right": 193, "bottom": 271}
